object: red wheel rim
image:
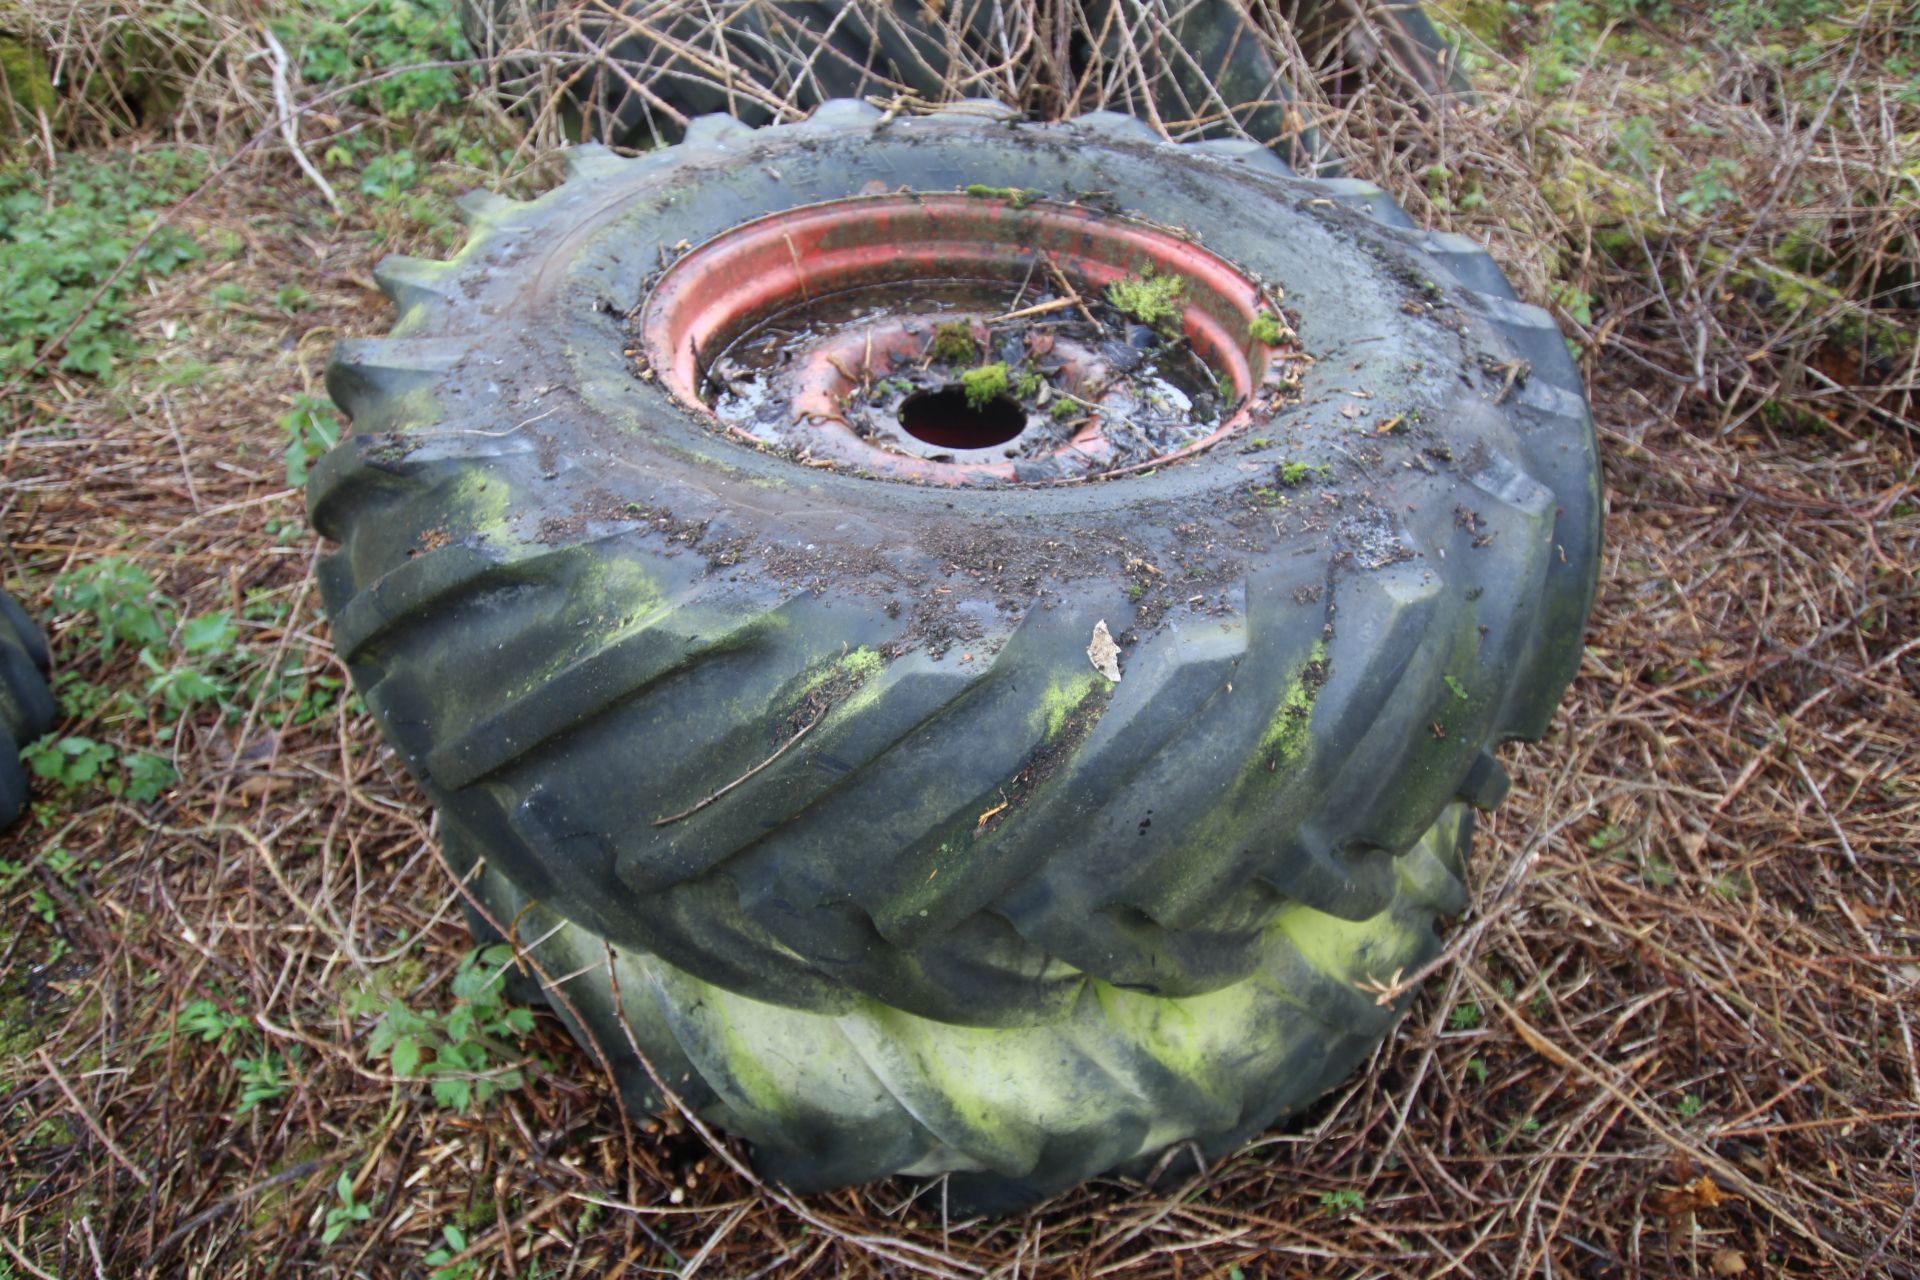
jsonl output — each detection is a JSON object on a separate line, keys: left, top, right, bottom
{"left": 641, "top": 194, "right": 1289, "bottom": 486}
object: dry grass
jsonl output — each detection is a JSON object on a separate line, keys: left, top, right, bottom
{"left": 1, "top": 0, "right": 1916, "bottom": 1275}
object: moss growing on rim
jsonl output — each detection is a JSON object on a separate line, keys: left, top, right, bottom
{"left": 960, "top": 362, "right": 1009, "bottom": 410}
{"left": 928, "top": 321, "right": 978, "bottom": 365}
{"left": 1249, "top": 311, "right": 1288, "bottom": 344}
{"left": 1105, "top": 267, "right": 1185, "bottom": 329}
{"left": 963, "top": 184, "right": 1036, "bottom": 209}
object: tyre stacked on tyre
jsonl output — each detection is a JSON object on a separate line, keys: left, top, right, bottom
{"left": 311, "top": 103, "right": 1599, "bottom": 1211}
{"left": 1, "top": 592, "right": 57, "bottom": 829}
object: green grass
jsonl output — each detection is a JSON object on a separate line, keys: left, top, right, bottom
{"left": 321, "top": 1172, "right": 373, "bottom": 1246}
{"left": 20, "top": 737, "right": 174, "bottom": 805}
{"left": 423, "top": 1224, "right": 481, "bottom": 1279}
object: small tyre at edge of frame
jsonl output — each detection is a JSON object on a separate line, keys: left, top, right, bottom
{"left": 1, "top": 591, "right": 58, "bottom": 830}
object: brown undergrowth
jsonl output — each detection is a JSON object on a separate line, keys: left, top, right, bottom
{"left": 1, "top": 0, "right": 1916, "bottom": 1274}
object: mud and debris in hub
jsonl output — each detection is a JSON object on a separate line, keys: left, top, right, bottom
{"left": 700, "top": 276, "right": 1285, "bottom": 481}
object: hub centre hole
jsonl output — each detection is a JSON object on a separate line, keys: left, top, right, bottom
{"left": 897, "top": 387, "right": 1026, "bottom": 450}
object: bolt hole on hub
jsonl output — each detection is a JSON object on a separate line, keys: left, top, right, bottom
{"left": 898, "top": 386, "right": 1027, "bottom": 450}
{"left": 637, "top": 194, "right": 1308, "bottom": 485}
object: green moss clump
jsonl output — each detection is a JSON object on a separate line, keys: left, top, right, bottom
{"left": 1, "top": 36, "right": 57, "bottom": 133}
{"left": 1013, "top": 369, "right": 1043, "bottom": 399}
{"left": 964, "top": 184, "right": 1035, "bottom": 209}
{"left": 961, "top": 363, "right": 1009, "bottom": 410}
{"left": 1105, "top": 267, "right": 1185, "bottom": 329}
{"left": 1249, "top": 311, "right": 1287, "bottom": 344}
{"left": 1277, "top": 460, "right": 1319, "bottom": 487}
{"left": 1051, "top": 397, "right": 1079, "bottom": 420}
{"left": 928, "top": 321, "right": 978, "bottom": 365}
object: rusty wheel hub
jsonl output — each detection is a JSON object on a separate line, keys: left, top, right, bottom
{"left": 641, "top": 194, "right": 1280, "bottom": 485}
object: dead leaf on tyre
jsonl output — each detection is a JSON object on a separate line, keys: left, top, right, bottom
{"left": 1088, "top": 620, "right": 1122, "bottom": 682}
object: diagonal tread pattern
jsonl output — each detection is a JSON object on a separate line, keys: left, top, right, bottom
{"left": 448, "top": 801, "right": 1470, "bottom": 1211}
{"left": 311, "top": 102, "right": 1596, "bottom": 1055}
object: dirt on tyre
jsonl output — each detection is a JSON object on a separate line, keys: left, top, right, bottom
{"left": 311, "top": 102, "right": 1600, "bottom": 1210}
{"left": 1, "top": 591, "right": 58, "bottom": 829}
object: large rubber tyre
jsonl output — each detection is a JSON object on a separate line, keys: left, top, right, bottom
{"left": 467, "top": 0, "right": 1478, "bottom": 167}
{"left": 1278, "top": 0, "right": 1471, "bottom": 102}
{"left": 312, "top": 103, "right": 1600, "bottom": 1206}
{"left": 449, "top": 801, "right": 1473, "bottom": 1210}
{"left": 1, "top": 591, "right": 57, "bottom": 829}
{"left": 462, "top": 0, "right": 960, "bottom": 142}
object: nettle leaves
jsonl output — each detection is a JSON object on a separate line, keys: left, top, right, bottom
{"left": 0, "top": 151, "right": 201, "bottom": 379}
{"left": 361, "top": 945, "right": 537, "bottom": 1113}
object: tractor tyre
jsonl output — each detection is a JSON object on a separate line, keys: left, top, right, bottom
{"left": 312, "top": 101, "right": 1600, "bottom": 1209}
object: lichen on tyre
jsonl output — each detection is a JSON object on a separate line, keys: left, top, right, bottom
{"left": 448, "top": 801, "right": 1474, "bottom": 1210}
{"left": 310, "top": 100, "right": 1601, "bottom": 1210}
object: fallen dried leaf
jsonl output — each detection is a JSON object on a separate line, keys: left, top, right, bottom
{"left": 1651, "top": 1176, "right": 1739, "bottom": 1218}
{"left": 1088, "top": 619, "right": 1122, "bottom": 682}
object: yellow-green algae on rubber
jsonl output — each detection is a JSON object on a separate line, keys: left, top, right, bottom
{"left": 447, "top": 803, "right": 1470, "bottom": 1212}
